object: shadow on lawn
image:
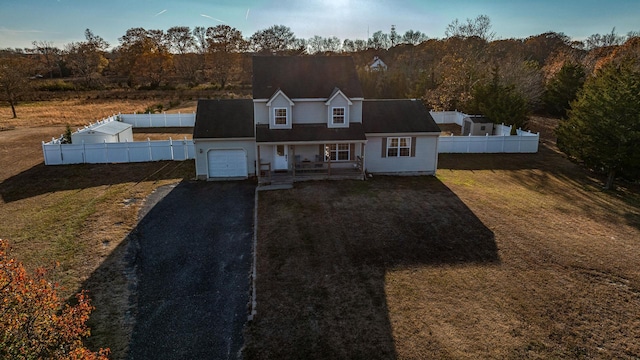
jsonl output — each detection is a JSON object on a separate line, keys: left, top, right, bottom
{"left": 244, "top": 177, "right": 499, "bottom": 359}
{"left": 440, "top": 143, "right": 640, "bottom": 230}
{"left": 0, "top": 160, "right": 194, "bottom": 203}
{"left": 437, "top": 142, "right": 556, "bottom": 171}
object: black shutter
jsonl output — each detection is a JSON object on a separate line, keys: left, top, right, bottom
{"left": 410, "top": 137, "right": 416, "bottom": 157}
{"left": 381, "top": 137, "right": 387, "bottom": 158}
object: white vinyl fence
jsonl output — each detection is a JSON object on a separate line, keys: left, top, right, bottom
{"left": 119, "top": 112, "right": 196, "bottom": 127}
{"left": 430, "top": 111, "right": 539, "bottom": 153}
{"left": 42, "top": 114, "right": 196, "bottom": 165}
{"left": 430, "top": 111, "right": 466, "bottom": 126}
{"left": 43, "top": 138, "right": 195, "bottom": 165}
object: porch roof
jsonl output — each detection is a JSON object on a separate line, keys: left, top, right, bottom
{"left": 256, "top": 123, "right": 366, "bottom": 143}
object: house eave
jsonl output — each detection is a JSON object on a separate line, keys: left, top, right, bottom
{"left": 364, "top": 132, "right": 441, "bottom": 137}
{"left": 194, "top": 137, "right": 256, "bottom": 142}
{"left": 257, "top": 140, "right": 367, "bottom": 145}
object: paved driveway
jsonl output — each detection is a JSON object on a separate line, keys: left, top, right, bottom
{"left": 128, "top": 181, "right": 255, "bottom": 360}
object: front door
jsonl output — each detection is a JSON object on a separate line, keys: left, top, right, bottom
{"left": 274, "top": 145, "right": 288, "bottom": 170}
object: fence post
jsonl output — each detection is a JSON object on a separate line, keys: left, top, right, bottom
{"left": 485, "top": 133, "right": 489, "bottom": 153}
{"left": 169, "top": 137, "right": 174, "bottom": 160}
{"left": 518, "top": 129, "right": 522, "bottom": 152}
{"left": 148, "top": 138, "right": 152, "bottom": 161}
{"left": 179, "top": 112, "right": 182, "bottom": 127}
{"left": 164, "top": 112, "right": 167, "bottom": 127}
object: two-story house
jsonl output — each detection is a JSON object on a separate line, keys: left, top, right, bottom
{"left": 193, "top": 56, "right": 440, "bottom": 182}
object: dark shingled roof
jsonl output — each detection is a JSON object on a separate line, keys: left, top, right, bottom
{"left": 362, "top": 100, "right": 441, "bottom": 134}
{"left": 256, "top": 123, "right": 366, "bottom": 143}
{"left": 193, "top": 99, "right": 254, "bottom": 139}
{"left": 253, "top": 56, "right": 363, "bottom": 99}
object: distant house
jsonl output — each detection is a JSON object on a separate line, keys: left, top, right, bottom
{"left": 368, "top": 56, "right": 388, "bottom": 71}
{"left": 462, "top": 116, "right": 494, "bottom": 136}
{"left": 193, "top": 56, "right": 440, "bottom": 182}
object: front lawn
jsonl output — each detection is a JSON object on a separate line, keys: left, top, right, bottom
{"left": 245, "top": 146, "right": 640, "bottom": 359}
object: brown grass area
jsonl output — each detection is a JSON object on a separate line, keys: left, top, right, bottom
{"left": 0, "top": 98, "right": 197, "bottom": 128}
{"left": 0, "top": 100, "right": 196, "bottom": 359}
{"left": 246, "top": 145, "right": 640, "bottom": 359}
{"left": 439, "top": 123, "right": 462, "bottom": 136}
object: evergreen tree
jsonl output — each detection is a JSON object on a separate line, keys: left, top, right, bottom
{"left": 543, "top": 62, "right": 586, "bottom": 117}
{"left": 556, "top": 58, "right": 640, "bottom": 189}
{"left": 466, "top": 69, "right": 529, "bottom": 132}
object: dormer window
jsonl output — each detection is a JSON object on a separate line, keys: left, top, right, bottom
{"left": 332, "top": 107, "right": 345, "bottom": 125}
{"left": 274, "top": 108, "right": 288, "bottom": 125}
{"left": 326, "top": 88, "right": 352, "bottom": 128}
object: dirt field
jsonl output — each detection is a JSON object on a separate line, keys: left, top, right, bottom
{"left": 246, "top": 141, "right": 640, "bottom": 358}
{"left": 0, "top": 98, "right": 197, "bottom": 128}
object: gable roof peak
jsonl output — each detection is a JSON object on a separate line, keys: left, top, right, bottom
{"left": 266, "top": 88, "right": 294, "bottom": 106}
{"left": 325, "top": 87, "right": 353, "bottom": 105}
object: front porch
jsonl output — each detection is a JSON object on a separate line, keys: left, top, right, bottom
{"left": 257, "top": 143, "right": 366, "bottom": 185}
{"left": 258, "top": 160, "right": 365, "bottom": 185}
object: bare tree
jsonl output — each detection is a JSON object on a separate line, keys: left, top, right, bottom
{"left": 584, "top": 27, "right": 625, "bottom": 50}
{"left": 65, "top": 29, "right": 109, "bottom": 88}
{"left": 402, "top": 30, "right": 428, "bottom": 45}
{"left": 249, "top": 25, "right": 298, "bottom": 54}
{"left": 368, "top": 31, "right": 390, "bottom": 50}
{"left": 31, "top": 41, "right": 61, "bottom": 78}
{"left": 445, "top": 15, "right": 495, "bottom": 41}
{"left": 0, "top": 54, "right": 33, "bottom": 118}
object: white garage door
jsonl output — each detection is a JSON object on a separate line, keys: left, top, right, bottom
{"left": 208, "top": 149, "right": 247, "bottom": 178}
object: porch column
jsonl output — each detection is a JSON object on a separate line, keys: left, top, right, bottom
{"left": 292, "top": 145, "right": 296, "bottom": 178}
{"left": 257, "top": 144, "right": 262, "bottom": 181}
{"left": 361, "top": 142, "right": 366, "bottom": 177}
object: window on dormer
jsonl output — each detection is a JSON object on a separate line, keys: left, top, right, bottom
{"left": 332, "top": 107, "right": 345, "bottom": 125}
{"left": 274, "top": 108, "right": 287, "bottom": 125}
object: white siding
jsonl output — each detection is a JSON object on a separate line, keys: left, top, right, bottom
{"left": 257, "top": 98, "right": 362, "bottom": 126}
{"left": 293, "top": 102, "right": 325, "bottom": 124}
{"left": 365, "top": 135, "right": 438, "bottom": 174}
{"left": 254, "top": 102, "right": 269, "bottom": 125}
{"left": 350, "top": 100, "right": 363, "bottom": 123}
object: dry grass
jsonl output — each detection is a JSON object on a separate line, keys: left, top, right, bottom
{"left": 246, "top": 144, "right": 640, "bottom": 359}
{"left": 0, "top": 98, "right": 197, "bottom": 128}
{"left": 0, "top": 100, "right": 196, "bottom": 359}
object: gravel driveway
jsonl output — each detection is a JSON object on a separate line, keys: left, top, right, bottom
{"left": 128, "top": 181, "right": 255, "bottom": 359}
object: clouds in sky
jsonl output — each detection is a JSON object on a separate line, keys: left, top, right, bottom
{"left": 0, "top": 0, "right": 639, "bottom": 49}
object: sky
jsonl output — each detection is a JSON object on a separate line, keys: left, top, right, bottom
{"left": 1, "top": 0, "right": 639, "bottom": 50}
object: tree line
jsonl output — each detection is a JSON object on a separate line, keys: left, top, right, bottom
{"left": 1, "top": 16, "right": 638, "bottom": 128}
